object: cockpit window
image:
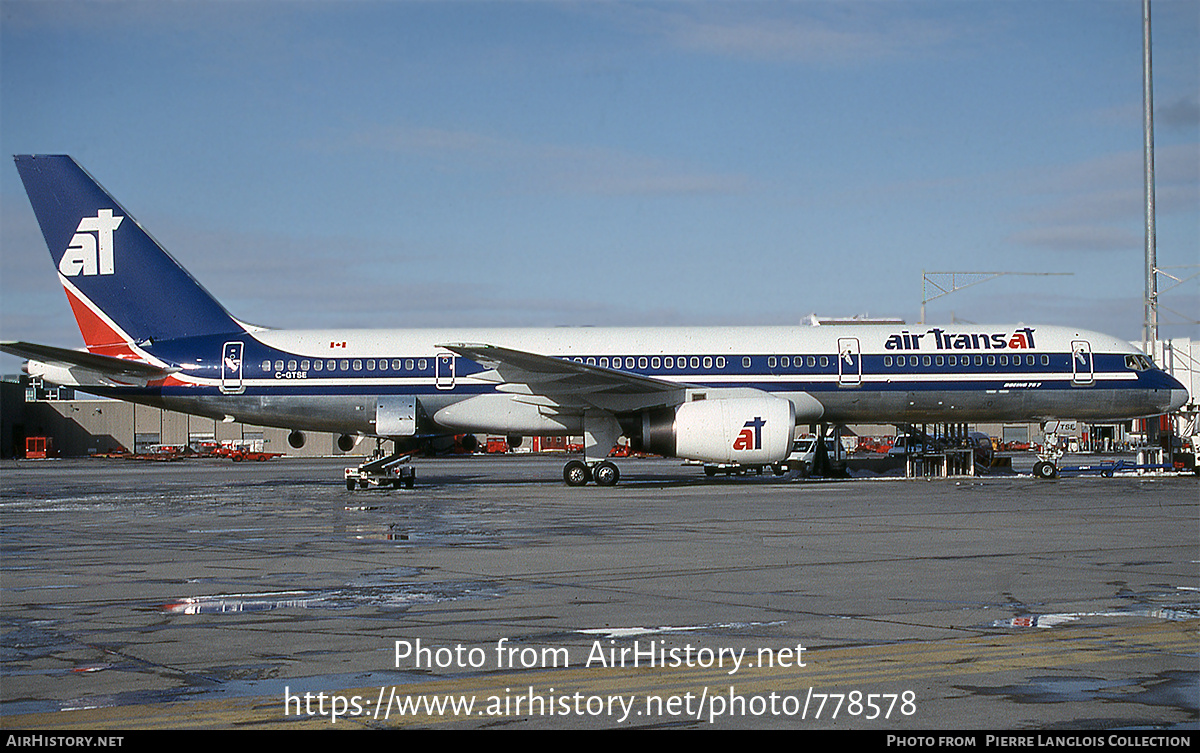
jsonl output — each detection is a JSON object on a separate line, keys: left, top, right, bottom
{"left": 1125, "top": 354, "right": 1154, "bottom": 371}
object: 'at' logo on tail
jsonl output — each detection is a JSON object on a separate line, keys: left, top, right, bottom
{"left": 733, "top": 416, "right": 766, "bottom": 451}
{"left": 59, "top": 209, "right": 123, "bottom": 277}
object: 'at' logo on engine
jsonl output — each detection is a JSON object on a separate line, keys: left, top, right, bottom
{"left": 733, "top": 416, "right": 766, "bottom": 451}
{"left": 58, "top": 209, "right": 123, "bottom": 277}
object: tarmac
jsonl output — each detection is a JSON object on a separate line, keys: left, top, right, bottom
{"left": 0, "top": 454, "right": 1196, "bottom": 730}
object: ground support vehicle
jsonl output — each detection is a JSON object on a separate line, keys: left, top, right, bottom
{"left": 1032, "top": 445, "right": 1196, "bottom": 479}
{"left": 215, "top": 447, "right": 283, "bottom": 462}
{"left": 345, "top": 451, "right": 416, "bottom": 490}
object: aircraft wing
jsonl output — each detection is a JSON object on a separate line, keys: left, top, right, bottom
{"left": 438, "top": 342, "right": 688, "bottom": 412}
{"left": 0, "top": 341, "right": 179, "bottom": 380}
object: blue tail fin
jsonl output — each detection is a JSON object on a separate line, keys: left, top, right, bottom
{"left": 13, "top": 155, "right": 243, "bottom": 354}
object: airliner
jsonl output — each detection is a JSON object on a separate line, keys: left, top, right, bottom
{"left": 3, "top": 155, "right": 1188, "bottom": 485}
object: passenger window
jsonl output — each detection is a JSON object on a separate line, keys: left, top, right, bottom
{"left": 262, "top": 360, "right": 271, "bottom": 371}
{"left": 639, "top": 357, "right": 648, "bottom": 369}
{"left": 935, "top": 356, "right": 944, "bottom": 367}
{"left": 974, "top": 355, "right": 983, "bottom": 366}
{"left": 716, "top": 357, "right": 725, "bottom": 368}
{"left": 652, "top": 357, "right": 661, "bottom": 369}
{"left": 820, "top": 356, "right": 829, "bottom": 368}
{"left": 352, "top": 360, "right": 362, "bottom": 371}
{"left": 300, "top": 360, "right": 310, "bottom": 371}
{"left": 884, "top": 356, "right": 893, "bottom": 367}
{"left": 313, "top": 360, "right": 322, "bottom": 371}
{"left": 742, "top": 357, "right": 751, "bottom": 368}
{"left": 366, "top": 360, "right": 375, "bottom": 371}
{"left": 275, "top": 360, "right": 284, "bottom": 371}
{"left": 340, "top": 359, "right": 349, "bottom": 371}
{"left": 690, "top": 357, "right": 700, "bottom": 369}
{"left": 922, "top": 356, "right": 931, "bottom": 367}
{"left": 703, "top": 356, "right": 713, "bottom": 369}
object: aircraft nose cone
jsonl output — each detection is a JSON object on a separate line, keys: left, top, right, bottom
{"left": 1169, "top": 388, "right": 1189, "bottom": 413}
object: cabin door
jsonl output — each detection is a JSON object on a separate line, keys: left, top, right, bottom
{"left": 220, "top": 341, "right": 245, "bottom": 394}
{"left": 1071, "top": 340, "right": 1094, "bottom": 386}
{"left": 837, "top": 337, "right": 862, "bottom": 387}
{"left": 436, "top": 353, "right": 457, "bottom": 390}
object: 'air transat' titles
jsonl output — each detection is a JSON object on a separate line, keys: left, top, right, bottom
{"left": 884, "top": 327, "right": 1036, "bottom": 352}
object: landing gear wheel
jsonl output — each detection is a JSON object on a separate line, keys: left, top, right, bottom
{"left": 563, "top": 460, "right": 591, "bottom": 486}
{"left": 593, "top": 461, "right": 620, "bottom": 487}
{"left": 1033, "top": 460, "right": 1058, "bottom": 479}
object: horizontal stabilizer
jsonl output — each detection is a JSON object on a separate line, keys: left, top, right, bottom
{"left": 0, "top": 340, "right": 178, "bottom": 379}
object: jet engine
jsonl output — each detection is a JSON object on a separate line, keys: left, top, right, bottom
{"left": 636, "top": 395, "right": 795, "bottom": 464}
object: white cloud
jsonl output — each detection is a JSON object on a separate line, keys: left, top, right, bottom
{"left": 342, "top": 124, "right": 754, "bottom": 196}
{"left": 630, "top": 4, "right": 967, "bottom": 65}
{"left": 1008, "top": 143, "right": 1199, "bottom": 251}
{"left": 1007, "top": 225, "right": 1140, "bottom": 252}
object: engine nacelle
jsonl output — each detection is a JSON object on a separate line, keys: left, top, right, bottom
{"left": 639, "top": 396, "right": 795, "bottom": 464}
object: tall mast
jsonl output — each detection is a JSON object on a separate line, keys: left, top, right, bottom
{"left": 1142, "top": 0, "right": 1158, "bottom": 352}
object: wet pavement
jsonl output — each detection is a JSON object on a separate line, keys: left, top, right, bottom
{"left": 1, "top": 455, "right": 1196, "bottom": 729}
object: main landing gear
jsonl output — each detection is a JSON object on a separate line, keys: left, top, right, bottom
{"left": 563, "top": 411, "right": 624, "bottom": 487}
{"left": 563, "top": 459, "right": 620, "bottom": 487}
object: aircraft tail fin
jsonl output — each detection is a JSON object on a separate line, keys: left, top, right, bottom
{"left": 13, "top": 155, "right": 244, "bottom": 358}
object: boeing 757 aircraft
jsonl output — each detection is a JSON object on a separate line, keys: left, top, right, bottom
{"left": 3, "top": 156, "right": 1188, "bottom": 485}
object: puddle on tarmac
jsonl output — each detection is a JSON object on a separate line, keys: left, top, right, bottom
{"left": 161, "top": 580, "right": 501, "bottom": 614}
{"left": 993, "top": 607, "right": 1199, "bottom": 628}
{"left": 959, "top": 670, "right": 1198, "bottom": 717}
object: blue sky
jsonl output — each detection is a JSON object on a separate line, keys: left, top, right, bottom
{"left": 1, "top": 0, "right": 1196, "bottom": 374}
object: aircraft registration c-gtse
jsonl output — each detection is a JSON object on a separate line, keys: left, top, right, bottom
{"left": 3, "top": 155, "right": 1188, "bottom": 486}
